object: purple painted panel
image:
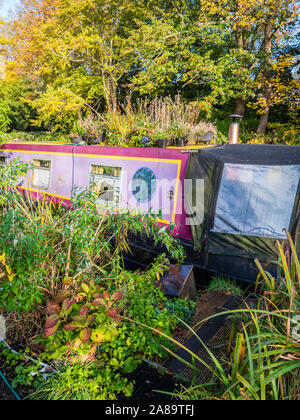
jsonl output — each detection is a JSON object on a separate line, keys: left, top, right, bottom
{"left": 0, "top": 148, "right": 73, "bottom": 199}
{"left": 0, "top": 143, "right": 193, "bottom": 241}
{"left": 73, "top": 156, "right": 178, "bottom": 217}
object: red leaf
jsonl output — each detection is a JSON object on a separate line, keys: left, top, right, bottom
{"left": 111, "top": 291, "right": 124, "bottom": 302}
{"left": 106, "top": 308, "right": 120, "bottom": 320}
{"left": 45, "top": 316, "right": 60, "bottom": 338}
{"left": 80, "top": 328, "right": 92, "bottom": 344}
{"left": 102, "top": 291, "right": 110, "bottom": 300}
{"left": 46, "top": 301, "right": 60, "bottom": 315}
{"left": 62, "top": 298, "right": 75, "bottom": 311}
{"left": 45, "top": 314, "right": 59, "bottom": 330}
{"left": 74, "top": 293, "right": 86, "bottom": 303}
{"left": 80, "top": 306, "right": 89, "bottom": 318}
{"left": 45, "top": 324, "right": 59, "bottom": 338}
{"left": 92, "top": 298, "right": 106, "bottom": 306}
{"left": 63, "top": 322, "right": 78, "bottom": 331}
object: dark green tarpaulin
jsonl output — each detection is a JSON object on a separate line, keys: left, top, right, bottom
{"left": 185, "top": 144, "right": 300, "bottom": 279}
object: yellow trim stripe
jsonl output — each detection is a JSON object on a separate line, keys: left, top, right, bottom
{"left": 3, "top": 149, "right": 182, "bottom": 165}
{"left": 167, "top": 145, "right": 215, "bottom": 150}
{"left": 172, "top": 160, "right": 182, "bottom": 223}
{"left": 17, "top": 186, "right": 71, "bottom": 201}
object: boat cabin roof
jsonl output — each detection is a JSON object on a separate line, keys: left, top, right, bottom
{"left": 3, "top": 140, "right": 217, "bottom": 150}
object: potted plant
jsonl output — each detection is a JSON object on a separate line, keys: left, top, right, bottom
{"left": 78, "top": 116, "right": 105, "bottom": 145}
{"left": 88, "top": 124, "right": 106, "bottom": 145}
{"left": 88, "top": 131, "right": 104, "bottom": 145}
{"left": 70, "top": 121, "right": 86, "bottom": 144}
{"left": 152, "top": 130, "right": 170, "bottom": 148}
{"left": 169, "top": 125, "right": 189, "bottom": 147}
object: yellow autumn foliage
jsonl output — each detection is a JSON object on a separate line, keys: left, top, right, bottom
{"left": 0, "top": 252, "right": 15, "bottom": 283}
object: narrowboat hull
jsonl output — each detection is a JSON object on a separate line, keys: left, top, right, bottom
{"left": 1, "top": 142, "right": 300, "bottom": 283}
{"left": 0, "top": 142, "right": 193, "bottom": 241}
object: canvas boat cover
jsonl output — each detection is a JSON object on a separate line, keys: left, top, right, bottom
{"left": 185, "top": 144, "right": 300, "bottom": 277}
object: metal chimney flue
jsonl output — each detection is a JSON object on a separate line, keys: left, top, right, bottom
{"left": 228, "top": 114, "right": 243, "bottom": 144}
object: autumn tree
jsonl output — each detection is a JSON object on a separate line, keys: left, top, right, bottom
{"left": 128, "top": 0, "right": 299, "bottom": 129}
{"left": 255, "top": 2, "right": 299, "bottom": 133}
{"left": 3, "top": 0, "right": 299, "bottom": 133}
{"left": 5, "top": 0, "right": 153, "bottom": 129}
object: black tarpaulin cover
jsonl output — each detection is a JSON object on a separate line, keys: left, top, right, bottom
{"left": 185, "top": 144, "right": 300, "bottom": 267}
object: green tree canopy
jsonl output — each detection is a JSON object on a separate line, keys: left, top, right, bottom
{"left": 2, "top": 0, "right": 299, "bottom": 133}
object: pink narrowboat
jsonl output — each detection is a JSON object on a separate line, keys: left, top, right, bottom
{"left": 1, "top": 141, "right": 299, "bottom": 283}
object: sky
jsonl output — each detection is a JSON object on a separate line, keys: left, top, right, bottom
{"left": 0, "top": 0, "right": 19, "bottom": 18}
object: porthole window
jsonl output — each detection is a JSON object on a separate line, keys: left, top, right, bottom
{"left": 132, "top": 167, "right": 157, "bottom": 203}
{"left": 32, "top": 159, "right": 51, "bottom": 190}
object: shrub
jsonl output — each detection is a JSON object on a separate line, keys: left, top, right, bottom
{"left": 28, "top": 86, "right": 82, "bottom": 133}
{"left": 0, "top": 131, "right": 70, "bottom": 144}
{"left": 0, "top": 79, "right": 37, "bottom": 132}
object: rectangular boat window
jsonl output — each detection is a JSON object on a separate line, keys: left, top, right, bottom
{"left": 32, "top": 159, "right": 51, "bottom": 190}
{"left": 212, "top": 164, "right": 300, "bottom": 239}
{"left": 0, "top": 155, "right": 7, "bottom": 166}
{"left": 89, "top": 165, "right": 122, "bottom": 205}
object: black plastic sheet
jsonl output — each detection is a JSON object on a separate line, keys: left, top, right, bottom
{"left": 185, "top": 144, "right": 300, "bottom": 280}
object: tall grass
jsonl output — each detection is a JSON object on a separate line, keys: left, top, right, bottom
{"left": 206, "top": 276, "right": 244, "bottom": 297}
{"left": 151, "top": 232, "right": 300, "bottom": 400}
{"left": 136, "top": 95, "right": 201, "bottom": 130}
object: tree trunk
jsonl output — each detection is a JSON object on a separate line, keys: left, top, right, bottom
{"left": 256, "top": 13, "right": 275, "bottom": 135}
{"left": 102, "top": 71, "right": 118, "bottom": 112}
{"left": 257, "top": 84, "right": 272, "bottom": 134}
{"left": 233, "top": 25, "right": 248, "bottom": 118}
{"left": 257, "top": 104, "right": 270, "bottom": 135}
{"left": 233, "top": 98, "right": 246, "bottom": 116}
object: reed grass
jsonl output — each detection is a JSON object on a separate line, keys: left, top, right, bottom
{"left": 130, "top": 233, "right": 300, "bottom": 400}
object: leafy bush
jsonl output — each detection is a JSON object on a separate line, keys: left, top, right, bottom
{"left": 0, "top": 79, "right": 37, "bottom": 133}
{"left": 0, "top": 343, "right": 45, "bottom": 390}
{"left": 164, "top": 299, "right": 196, "bottom": 324}
{"left": 0, "top": 101, "right": 12, "bottom": 132}
{"left": 27, "top": 86, "right": 82, "bottom": 133}
{"left": 31, "top": 362, "right": 134, "bottom": 400}
{"left": 241, "top": 122, "right": 300, "bottom": 145}
{"left": 267, "top": 122, "right": 300, "bottom": 145}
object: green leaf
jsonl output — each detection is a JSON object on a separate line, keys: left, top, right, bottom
{"left": 123, "top": 357, "right": 139, "bottom": 373}
{"left": 82, "top": 283, "right": 90, "bottom": 294}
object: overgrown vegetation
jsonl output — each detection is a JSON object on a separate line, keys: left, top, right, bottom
{"left": 207, "top": 276, "right": 244, "bottom": 298}
{"left": 0, "top": 131, "right": 70, "bottom": 144}
{"left": 0, "top": 160, "right": 195, "bottom": 400}
{"left": 1, "top": 154, "right": 299, "bottom": 401}
{"left": 162, "top": 233, "right": 300, "bottom": 400}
